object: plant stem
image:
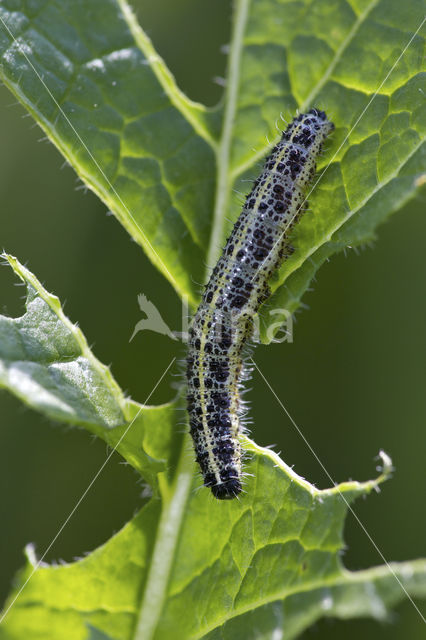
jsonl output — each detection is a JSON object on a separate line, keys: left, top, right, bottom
{"left": 133, "top": 435, "right": 195, "bottom": 640}
{"left": 206, "top": 0, "right": 250, "bottom": 274}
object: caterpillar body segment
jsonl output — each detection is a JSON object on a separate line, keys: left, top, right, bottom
{"left": 186, "top": 109, "right": 334, "bottom": 499}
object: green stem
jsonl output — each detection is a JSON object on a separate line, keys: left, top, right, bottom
{"left": 206, "top": 0, "right": 250, "bottom": 274}
{"left": 133, "top": 435, "right": 195, "bottom": 640}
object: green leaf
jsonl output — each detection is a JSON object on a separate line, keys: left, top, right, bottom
{"left": 1, "top": 257, "right": 423, "bottom": 637}
{"left": 225, "top": 0, "right": 425, "bottom": 341}
{"left": 0, "top": 2, "right": 425, "bottom": 639}
{"left": 0, "top": 0, "right": 423, "bottom": 322}
{"left": 0, "top": 0, "right": 217, "bottom": 307}
{"left": 0, "top": 253, "right": 181, "bottom": 487}
{"left": 1, "top": 447, "right": 425, "bottom": 640}
{"left": 0, "top": 253, "right": 126, "bottom": 429}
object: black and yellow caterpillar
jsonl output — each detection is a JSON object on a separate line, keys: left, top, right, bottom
{"left": 187, "top": 109, "right": 334, "bottom": 499}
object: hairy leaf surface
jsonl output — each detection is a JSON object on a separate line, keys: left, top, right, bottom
{"left": 0, "top": 254, "right": 126, "bottom": 429}
{"left": 0, "top": 0, "right": 423, "bottom": 323}
{"left": 0, "top": 1, "right": 425, "bottom": 638}
{"left": 2, "top": 422, "right": 425, "bottom": 640}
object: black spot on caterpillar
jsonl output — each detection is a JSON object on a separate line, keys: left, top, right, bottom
{"left": 186, "top": 109, "right": 334, "bottom": 499}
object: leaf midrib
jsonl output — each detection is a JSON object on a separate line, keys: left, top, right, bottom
{"left": 132, "top": 436, "right": 195, "bottom": 640}
{"left": 206, "top": 0, "right": 251, "bottom": 274}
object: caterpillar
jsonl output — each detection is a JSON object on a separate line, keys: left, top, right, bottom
{"left": 186, "top": 109, "right": 334, "bottom": 499}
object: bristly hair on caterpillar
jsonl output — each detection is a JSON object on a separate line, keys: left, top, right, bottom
{"left": 186, "top": 108, "right": 334, "bottom": 500}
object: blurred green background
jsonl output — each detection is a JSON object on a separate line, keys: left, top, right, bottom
{"left": 0, "top": 0, "right": 424, "bottom": 637}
